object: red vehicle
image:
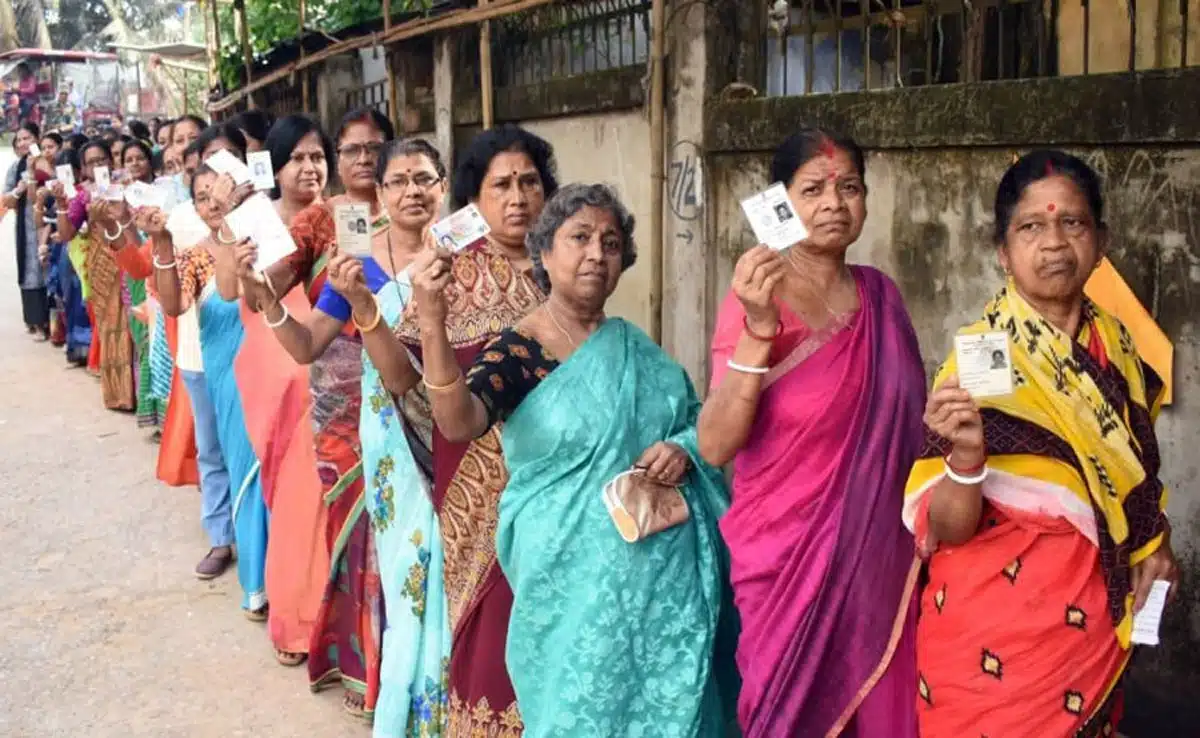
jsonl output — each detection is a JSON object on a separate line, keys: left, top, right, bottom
{"left": 0, "top": 48, "right": 122, "bottom": 132}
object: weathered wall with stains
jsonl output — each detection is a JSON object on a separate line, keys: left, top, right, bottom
{"left": 706, "top": 69, "right": 1200, "bottom": 734}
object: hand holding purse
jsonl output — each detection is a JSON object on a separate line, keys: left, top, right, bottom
{"left": 602, "top": 468, "right": 690, "bottom": 543}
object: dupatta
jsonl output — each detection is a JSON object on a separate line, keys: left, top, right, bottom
{"left": 715, "top": 266, "right": 926, "bottom": 738}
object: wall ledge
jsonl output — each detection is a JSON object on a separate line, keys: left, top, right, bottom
{"left": 706, "top": 68, "right": 1200, "bottom": 152}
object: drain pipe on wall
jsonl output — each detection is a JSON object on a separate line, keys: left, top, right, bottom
{"left": 648, "top": 0, "right": 665, "bottom": 344}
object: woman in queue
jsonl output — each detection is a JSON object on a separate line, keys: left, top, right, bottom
{"left": 3, "top": 122, "right": 51, "bottom": 340}
{"left": 251, "top": 107, "right": 394, "bottom": 718}
{"left": 78, "top": 139, "right": 139, "bottom": 410}
{"left": 48, "top": 148, "right": 92, "bottom": 366}
{"left": 697, "top": 129, "right": 925, "bottom": 738}
{"left": 390, "top": 124, "right": 554, "bottom": 733}
{"left": 905, "top": 150, "right": 1178, "bottom": 738}
{"left": 414, "top": 183, "right": 737, "bottom": 737}
{"left": 224, "top": 114, "right": 335, "bottom": 668}
{"left": 240, "top": 137, "right": 451, "bottom": 736}
{"left": 147, "top": 164, "right": 268, "bottom": 618}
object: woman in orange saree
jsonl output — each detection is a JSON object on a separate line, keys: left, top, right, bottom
{"left": 905, "top": 150, "right": 1179, "bottom": 738}
{"left": 251, "top": 108, "right": 393, "bottom": 717}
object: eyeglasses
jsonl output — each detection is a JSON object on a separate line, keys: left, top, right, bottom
{"left": 382, "top": 173, "right": 441, "bottom": 191}
{"left": 337, "top": 142, "right": 385, "bottom": 161}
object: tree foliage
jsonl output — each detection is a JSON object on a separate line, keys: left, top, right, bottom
{"left": 214, "top": 0, "right": 436, "bottom": 91}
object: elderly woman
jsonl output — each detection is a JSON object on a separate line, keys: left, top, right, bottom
{"left": 697, "top": 128, "right": 926, "bottom": 738}
{"left": 240, "top": 137, "right": 449, "bottom": 735}
{"left": 905, "top": 150, "right": 1179, "bottom": 737}
{"left": 415, "top": 183, "right": 737, "bottom": 737}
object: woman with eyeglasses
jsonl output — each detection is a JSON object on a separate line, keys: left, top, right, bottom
{"left": 236, "top": 137, "right": 451, "bottom": 737}
{"left": 238, "top": 107, "right": 394, "bottom": 718}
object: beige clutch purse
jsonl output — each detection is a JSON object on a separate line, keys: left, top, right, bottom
{"left": 602, "top": 469, "right": 690, "bottom": 543}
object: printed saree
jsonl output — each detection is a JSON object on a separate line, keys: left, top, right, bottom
{"left": 127, "top": 275, "right": 164, "bottom": 428}
{"left": 496, "top": 318, "right": 737, "bottom": 738}
{"left": 288, "top": 202, "right": 385, "bottom": 715}
{"left": 393, "top": 244, "right": 544, "bottom": 737}
{"left": 904, "top": 283, "right": 1168, "bottom": 738}
{"left": 360, "top": 271, "right": 449, "bottom": 738}
{"left": 85, "top": 233, "right": 134, "bottom": 410}
{"left": 710, "top": 266, "right": 926, "bottom": 738}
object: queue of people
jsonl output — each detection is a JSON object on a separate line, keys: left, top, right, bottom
{"left": 5, "top": 104, "right": 1182, "bottom": 738}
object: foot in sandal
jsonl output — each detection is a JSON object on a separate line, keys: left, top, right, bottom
{"left": 194, "top": 546, "right": 233, "bottom": 580}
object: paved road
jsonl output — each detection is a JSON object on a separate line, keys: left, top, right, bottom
{"left": 0, "top": 159, "right": 356, "bottom": 736}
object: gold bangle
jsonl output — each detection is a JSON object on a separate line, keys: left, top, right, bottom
{"left": 351, "top": 295, "right": 383, "bottom": 333}
{"left": 423, "top": 373, "right": 463, "bottom": 392}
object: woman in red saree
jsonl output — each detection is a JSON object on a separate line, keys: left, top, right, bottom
{"left": 359, "top": 124, "right": 556, "bottom": 735}
{"left": 698, "top": 129, "right": 925, "bottom": 738}
{"left": 905, "top": 150, "right": 1178, "bottom": 738}
{"left": 251, "top": 108, "right": 394, "bottom": 718}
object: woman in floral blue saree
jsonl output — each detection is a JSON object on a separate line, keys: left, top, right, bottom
{"left": 414, "top": 183, "right": 738, "bottom": 738}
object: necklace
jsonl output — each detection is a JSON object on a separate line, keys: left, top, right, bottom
{"left": 545, "top": 301, "right": 577, "bottom": 347}
{"left": 785, "top": 248, "right": 851, "bottom": 319}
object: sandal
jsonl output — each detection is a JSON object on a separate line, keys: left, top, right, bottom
{"left": 342, "top": 690, "right": 368, "bottom": 719}
{"left": 275, "top": 649, "right": 306, "bottom": 667}
{"left": 244, "top": 603, "right": 269, "bottom": 622}
{"left": 194, "top": 546, "right": 233, "bottom": 580}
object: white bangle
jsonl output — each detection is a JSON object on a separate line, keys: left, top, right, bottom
{"left": 263, "top": 301, "right": 290, "bottom": 329}
{"left": 726, "top": 359, "right": 769, "bottom": 375}
{"left": 103, "top": 221, "right": 124, "bottom": 241}
{"left": 944, "top": 463, "right": 989, "bottom": 486}
{"left": 152, "top": 255, "right": 177, "bottom": 270}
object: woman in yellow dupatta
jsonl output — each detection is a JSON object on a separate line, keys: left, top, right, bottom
{"left": 904, "top": 150, "right": 1179, "bottom": 738}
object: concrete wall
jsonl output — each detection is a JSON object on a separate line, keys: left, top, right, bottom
{"left": 522, "top": 112, "right": 654, "bottom": 329}
{"left": 706, "top": 69, "right": 1200, "bottom": 735}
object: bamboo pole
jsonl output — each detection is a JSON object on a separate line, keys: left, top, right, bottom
{"left": 210, "top": 0, "right": 222, "bottom": 97}
{"left": 385, "top": 0, "right": 400, "bottom": 129}
{"left": 480, "top": 0, "right": 495, "bottom": 129}
{"left": 209, "top": 0, "right": 567, "bottom": 113}
{"left": 202, "top": 0, "right": 214, "bottom": 92}
{"left": 648, "top": 0, "right": 664, "bottom": 344}
{"left": 235, "top": 0, "right": 256, "bottom": 108}
{"left": 300, "top": 0, "right": 309, "bottom": 112}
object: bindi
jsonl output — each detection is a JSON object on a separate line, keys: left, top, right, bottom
{"left": 1047, "top": 203, "right": 1057, "bottom": 212}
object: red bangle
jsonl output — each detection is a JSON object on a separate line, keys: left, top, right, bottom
{"left": 743, "top": 316, "right": 782, "bottom": 342}
{"left": 945, "top": 453, "right": 987, "bottom": 475}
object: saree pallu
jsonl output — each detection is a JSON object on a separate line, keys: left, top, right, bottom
{"left": 197, "top": 285, "right": 268, "bottom": 612}
{"left": 236, "top": 289, "right": 329, "bottom": 656}
{"left": 127, "top": 276, "right": 163, "bottom": 428}
{"left": 393, "top": 245, "right": 544, "bottom": 737}
{"left": 904, "top": 287, "right": 1168, "bottom": 738}
{"left": 712, "top": 267, "right": 925, "bottom": 738}
{"left": 290, "top": 204, "right": 384, "bottom": 713}
{"left": 85, "top": 235, "right": 134, "bottom": 410}
{"left": 496, "top": 319, "right": 737, "bottom": 738}
{"left": 58, "top": 241, "right": 91, "bottom": 362}
{"left": 362, "top": 275, "right": 449, "bottom": 738}
{"left": 111, "top": 240, "right": 197, "bottom": 486}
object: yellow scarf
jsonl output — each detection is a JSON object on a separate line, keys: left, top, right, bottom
{"left": 910, "top": 282, "right": 1167, "bottom": 646}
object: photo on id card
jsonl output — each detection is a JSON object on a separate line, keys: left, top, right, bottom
{"left": 740, "top": 182, "right": 808, "bottom": 250}
{"left": 334, "top": 203, "right": 372, "bottom": 256}
{"left": 954, "top": 331, "right": 1013, "bottom": 398}
{"left": 430, "top": 204, "right": 490, "bottom": 252}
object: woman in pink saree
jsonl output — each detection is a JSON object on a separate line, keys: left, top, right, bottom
{"left": 698, "top": 129, "right": 926, "bottom": 737}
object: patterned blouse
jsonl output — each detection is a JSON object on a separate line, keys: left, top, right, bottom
{"left": 466, "top": 328, "right": 561, "bottom": 428}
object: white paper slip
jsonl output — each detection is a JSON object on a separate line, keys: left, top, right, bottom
{"left": 29, "top": 143, "right": 40, "bottom": 157}
{"left": 429, "top": 204, "right": 490, "bottom": 252}
{"left": 165, "top": 202, "right": 210, "bottom": 250}
{"left": 205, "top": 149, "right": 253, "bottom": 186}
{"left": 1131, "top": 580, "right": 1172, "bottom": 646}
{"left": 247, "top": 151, "right": 275, "bottom": 191}
{"left": 54, "top": 164, "right": 77, "bottom": 198}
{"left": 954, "top": 331, "right": 1014, "bottom": 398}
{"left": 152, "top": 176, "right": 181, "bottom": 213}
{"left": 334, "top": 203, "right": 373, "bottom": 256}
{"left": 99, "top": 184, "right": 125, "bottom": 202}
{"left": 124, "top": 181, "right": 169, "bottom": 211}
{"left": 225, "top": 192, "right": 297, "bottom": 271}
{"left": 740, "top": 183, "right": 808, "bottom": 250}
{"left": 94, "top": 166, "right": 111, "bottom": 190}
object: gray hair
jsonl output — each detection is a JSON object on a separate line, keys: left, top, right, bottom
{"left": 525, "top": 182, "right": 637, "bottom": 293}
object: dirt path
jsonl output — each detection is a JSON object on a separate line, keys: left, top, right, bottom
{"left": 0, "top": 180, "right": 359, "bottom": 736}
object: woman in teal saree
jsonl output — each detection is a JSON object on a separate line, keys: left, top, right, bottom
{"left": 413, "top": 183, "right": 738, "bottom": 737}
